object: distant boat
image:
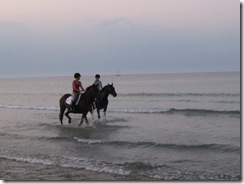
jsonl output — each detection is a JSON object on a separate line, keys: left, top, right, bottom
{"left": 115, "top": 69, "right": 121, "bottom": 76}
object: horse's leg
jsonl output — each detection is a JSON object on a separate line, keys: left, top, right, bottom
{"left": 89, "top": 105, "right": 94, "bottom": 120}
{"left": 65, "top": 111, "right": 72, "bottom": 124}
{"left": 79, "top": 114, "right": 89, "bottom": 126}
{"left": 104, "top": 107, "right": 107, "bottom": 117}
{"left": 97, "top": 108, "right": 101, "bottom": 119}
{"left": 79, "top": 114, "right": 84, "bottom": 126}
{"left": 85, "top": 115, "right": 89, "bottom": 126}
{"left": 59, "top": 105, "right": 66, "bottom": 125}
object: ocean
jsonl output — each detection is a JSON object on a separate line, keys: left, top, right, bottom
{"left": 0, "top": 72, "right": 240, "bottom": 181}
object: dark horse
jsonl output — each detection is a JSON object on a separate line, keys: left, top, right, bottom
{"left": 59, "top": 84, "right": 99, "bottom": 126}
{"left": 95, "top": 83, "right": 117, "bottom": 119}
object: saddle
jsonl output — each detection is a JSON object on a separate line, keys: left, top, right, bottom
{"left": 65, "top": 96, "right": 73, "bottom": 105}
{"left": 65, "top": 94, "right": 82, "bottom": 106}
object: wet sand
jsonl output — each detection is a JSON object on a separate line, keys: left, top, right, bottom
{"left": 0, "top": 158, "right": 154, "bottom": 181}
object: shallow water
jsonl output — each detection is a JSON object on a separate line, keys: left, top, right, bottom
{"left": 0, "top": 72, "right": 240, "bottom": 180}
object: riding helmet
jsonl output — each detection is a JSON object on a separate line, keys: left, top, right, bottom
{"left": 95, "top": 74, "right": 100, "bottom": 78}
{"left": 74, "top": 73, "right": 81, "bottom": 78}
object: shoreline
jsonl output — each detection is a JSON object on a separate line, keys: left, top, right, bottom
{"left": 0, "top": 158, "right": 153, "bottom": 181}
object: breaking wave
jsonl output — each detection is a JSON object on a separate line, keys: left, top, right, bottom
{"left": 120, "top": 92, "right": 240, "bottom": 97}
{"left": 108, "top": 108, "right": 240, "bottom": 116}
{"left": 74, "top": 138, "right": 240, "bottom": 153}
{"left": 0, "top": 149, "right": 240, "bottom": 180}
{"left": 0, "top": 104, "right": 239, "bottom": 117}
{"left": 0, "top": 104, "right": 57, "bottom": 111}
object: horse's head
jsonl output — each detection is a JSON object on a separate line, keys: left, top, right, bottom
{"left": 107, "top": 83, "right": 117, "bottom": 97}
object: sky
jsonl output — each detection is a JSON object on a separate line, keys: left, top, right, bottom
{"left": 0, "top": 0, "right": 240, "bottom": 77}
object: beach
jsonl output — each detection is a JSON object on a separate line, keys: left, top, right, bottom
{"left": 0, "top": 158, "right": 154, "bottom": 181}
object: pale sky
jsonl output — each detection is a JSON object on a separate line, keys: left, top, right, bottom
{"left": 0, "top": 0, "right": 240, "bottom": 77}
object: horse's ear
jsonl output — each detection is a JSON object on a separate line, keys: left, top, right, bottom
{"left": 112, "top": 83, "right": 113, "bottom": 86}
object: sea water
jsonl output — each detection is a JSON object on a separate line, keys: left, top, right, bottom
{"left": 0, "top": 72, "right": 240, "bottom": 180}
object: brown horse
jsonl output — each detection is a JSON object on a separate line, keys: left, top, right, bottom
{"left": 95, "top": 84, "right": 117, "bottom": 119}
{"left": 59, "top": 84, "right": 99, "bottom": 126}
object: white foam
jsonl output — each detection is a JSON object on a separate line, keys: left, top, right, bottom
{"left": 74, "top": 137, "right": 103, "bottom": 144}
{"left": 0, "top": 104, "right": 59, "bottom": 111}
{"left": 0, "top": 154, "right": 54, "bottom": 166}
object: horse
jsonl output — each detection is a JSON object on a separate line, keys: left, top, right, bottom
{"left": 59, "top": 84, "right": 99, "bottom": 126}
{"left": 94, "top": 83, "right": 117, "bottom": 119}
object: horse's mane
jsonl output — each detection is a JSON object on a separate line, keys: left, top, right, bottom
{"left": 101, "top": 85, "right": 108, "bottom": 92}
{"left": 86, "top": 84, "right": 95, "bottom": 91}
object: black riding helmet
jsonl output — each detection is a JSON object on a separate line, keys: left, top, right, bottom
{"left": 74, "top": 73, "right": 81, "bottom": 78}
{"left": 95, "top": 74, "right": 100, "bottom": 78}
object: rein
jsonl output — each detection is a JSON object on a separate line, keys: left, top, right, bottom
{"left": 99, "top": 86, "right": 110, "bottom": 99}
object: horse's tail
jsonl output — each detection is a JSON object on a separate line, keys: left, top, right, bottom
{"left": 59, "top": 94, "right": 71, "bottom": 125}
{"left": 59, "top": 105, "right": 66, "bottom": 125}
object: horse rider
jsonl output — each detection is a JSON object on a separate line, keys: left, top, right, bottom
{"left": 92, "top": 74, "right": 102, "bottom": 109}
{"left": 93, "top": 74, "right": 102, "bottom": 90}
{"left": 72, "top": 73, "right": 85, "bottom": 111}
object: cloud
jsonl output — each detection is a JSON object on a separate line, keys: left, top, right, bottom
{"left": 0, "top": 17, "right": 240, "bottom": 77}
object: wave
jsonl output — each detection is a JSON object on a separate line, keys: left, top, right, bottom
{"left": 74, "top": 138, "right": 240, "bottom": 153}
{"left": 120, "top": 92, "right": 240, "bottom": 97}
{"left": 0, "top": 150, "right": 130, "bottom": 176}
{"left": 0, "top": 104, "right": 58, "bottom": 111}
{"left": 0, "top": 104, "right": 239, "bottom": 117}
{"left": 0, "top": 150, "right": 240, "bottom": 180}
{"left": 108, "top": 108, "right": 240, "bottom": 116}
{"left": 165, "top": 108, "right": 240, "bottom": 115}
{"left": 4, "top": 134, "right": 239, "bottom": 154}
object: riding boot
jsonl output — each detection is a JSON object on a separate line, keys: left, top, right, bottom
{"left": 71, "top": 101, "right": 76, "bottom": 112}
